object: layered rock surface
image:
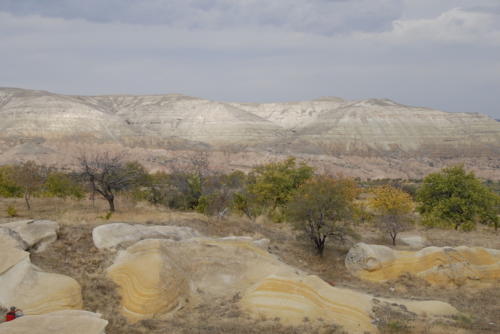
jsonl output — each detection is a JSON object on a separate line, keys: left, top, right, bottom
{"left": 1, "top": 88, "right": 499, "bottom": 179}
{"left": 0, "top": 226, "right": 83, "bottom": 314}
{"left": 0, "top": 310, "right": 108, "bottom": 334}
{"left": 103, "top": 228, "right": 459, "bottom": 333}
{"left": 106, "top": 237, "right": 294, "bottom": 322}
{"left": 345, "top": 243, "right": 500, "bottom": 287}
{"left": 242, "top": 275, "right": 458, "bottom": 334}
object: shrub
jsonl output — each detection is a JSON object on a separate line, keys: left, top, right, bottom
{"left": 6, "top": 206, "right": 17, "bottom": 217}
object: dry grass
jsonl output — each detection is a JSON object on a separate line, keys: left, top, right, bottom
{"left": 1, "top": 197, "right": 499, "bottom": 333}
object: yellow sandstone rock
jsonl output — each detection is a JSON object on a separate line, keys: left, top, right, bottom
{"left": 241, "top": 275, "right": 459, "bottom": 334}
{"left": 345, "top": 243, "right": 500, "bottom": 286}
{"left": 106, "top": 237, "right": 295, "bottom": 322}
{"left": 241, "top": 275, "right": 376, "bottom": 333}
{"left": 107, "top": 239, "right": 189, "bottom": 322}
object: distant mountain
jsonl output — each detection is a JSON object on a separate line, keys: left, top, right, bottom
{"left": 1, "top": 87, "right": 499, "bottom": 179}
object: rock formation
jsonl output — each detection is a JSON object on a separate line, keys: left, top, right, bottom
{"left": 0, "top": 228, "right": 83, "bottom": 314}
{"left": 241, "top": 275, "right": 458, "bottom": 334}
{"left": 0, "top": 219, "right": 59, "bottom": 252}
{"left": 103, "top": 227, "right": 459, "bottom": 333}
{"left": 0, "top": 310, "right": 108, "bottom": 334}
{"left": 106, "top": 236, "right": 294, "bottom": 322}
{"left": 345, "top": 243, "right": 500, "bottom": 287}
{"left": 1, "top": 87, "right": 499, "bottom": 179}
{"left": 92, "top": 223, "right": 201, "bottom": 250}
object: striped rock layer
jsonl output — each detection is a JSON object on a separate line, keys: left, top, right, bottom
{"left": 345, "top": 243, "right": 500, "bottom": 286}
{"left": 241, "top": 275, "right": 458, "bottom": 334}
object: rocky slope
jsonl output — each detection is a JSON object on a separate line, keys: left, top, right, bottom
{"left": 0, "top": 87, "right": 499, "bottom": 178}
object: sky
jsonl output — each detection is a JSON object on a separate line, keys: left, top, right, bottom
{"left": 0, "top": 0, "right": 499, "bottom": 118}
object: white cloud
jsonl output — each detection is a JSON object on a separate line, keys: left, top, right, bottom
{"left": 394, "top": 8, "right": 499, "bottom": 44}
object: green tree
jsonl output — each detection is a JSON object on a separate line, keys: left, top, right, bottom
{"left": 286, "top": 176, "right": 359, "bottom": 256}
{"left": 416, "top": 165, "right": 499, "bottom": 230}
{"left": 43, "top": 172, "right": 85, "bottom": 200}
{"left": 240, "top": 157, "right": 313, "bottom": 220}
{"left": 369, "top": 185, "right": 414, "bottom": 245}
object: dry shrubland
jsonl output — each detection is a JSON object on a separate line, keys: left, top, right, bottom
{"left": 1, "top": 197, "right": 499, "bottom": 333}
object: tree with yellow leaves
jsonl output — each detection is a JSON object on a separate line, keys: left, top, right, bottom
{"left": 369, "top": 185, "right": 414, "bottom": 246}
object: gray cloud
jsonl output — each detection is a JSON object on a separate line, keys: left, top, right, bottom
{"left": 0, "top": 1, "right": 499, "bottom": 118}
{"left": 0, "top": 0, "right": 403, "bottom": 34}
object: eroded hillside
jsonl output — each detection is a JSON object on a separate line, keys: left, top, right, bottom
{"left": 1, "top": 87, "right": 499, "bottom": 179}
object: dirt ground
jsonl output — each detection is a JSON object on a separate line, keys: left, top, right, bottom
{"left": 1, "top": 197, "right": 499, "bottom": 333}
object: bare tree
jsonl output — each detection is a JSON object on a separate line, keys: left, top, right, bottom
{"left": 78, "top": 152, "right": 145, "bottom": 212}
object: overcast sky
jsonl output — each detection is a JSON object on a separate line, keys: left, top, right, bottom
{"left": 0, "top": 0, "right": 499, "bottom": 118}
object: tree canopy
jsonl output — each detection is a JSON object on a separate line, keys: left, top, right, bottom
{"left": 287, "top": 176, "right": 359, "bottom": 256}
{"left": 241, "top": 157, "right": 313, "bottom": 221}
{"left": 416, "top": 165, "right": 499, "bottom": 230}
{"left": 369, "top": 185, "right": 414, "bottom": 245}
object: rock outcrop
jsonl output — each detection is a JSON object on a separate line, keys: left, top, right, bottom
{"left": 106, "top": 237, "right": 294, "bottom": 322}
{"left": 106, "top": 234, "right": 459, "bottom": 333}
{"left": 92, "top": 223, "right": 201, "bottom": 250}
{"left": 345, "top": 243, "right": 500, "bottom": 287}
{"left": 0, "top": 219, "right": 59, "bottom": 252}
{"left": 241, "top": 275, "right": 458, "bottom": 334}
{"left": 0, "top": 310, "right": 108, "bottom": 334}
{"left": 0, "top": 229, "right": 83, "bottom": 314}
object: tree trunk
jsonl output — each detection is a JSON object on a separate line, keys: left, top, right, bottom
{"left": 106, "top": 195, "right": 115, "bottom": 212}
{"left": 24, "top": 192, "right": 31, "bottom": 210}
{"left": 391, "top": 233, "right": 397, "bottom": 246}
{"left": 315, "top": 237, "right": 326, "bottom": 257}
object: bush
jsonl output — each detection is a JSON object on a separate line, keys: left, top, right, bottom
{"left": 6, "top": 206, "right": 17, "bottom": 217}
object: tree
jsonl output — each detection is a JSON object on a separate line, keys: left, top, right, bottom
{"left": 242, "top": 157, "right": 313, "bottom": 220}
{"left": 286, "top": 176, "right": 359, "bottom": 256}
{"left": 369, "top": 185, "right": 414, "bottom": 245}
{"left": 10, "top": 161, "right": 47, "bottom": 210}
{"left": 43, "top": 172, "right": 85, "bottom": 200}
{"left": 78, "top": 152, "right": 147, "bottom": 212}
{"left": 416, "top": 165, "right": 499, "bottom": 230}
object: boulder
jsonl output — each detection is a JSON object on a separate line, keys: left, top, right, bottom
{"left": 0, "top": 220, "right": 59, "bottom": 252}
{"left": 0, "top": 310, "right": 108, "bottom": 334}
{"left": 92, "top": 223, "right": 201, "bottom": 250}
{"left": 107, "top": 237, "right": 296, "bottom": 322}
{"left": 345, "top": 243, "right": 500, "bottom": 287}
{"left": 0, "top": 230, "right": 83, "bottom": 314}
